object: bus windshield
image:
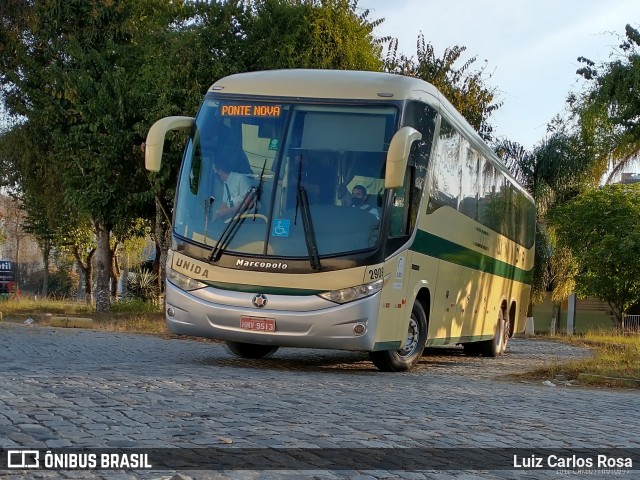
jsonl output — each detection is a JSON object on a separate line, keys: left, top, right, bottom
{"left": 174, "top": 98, "right": 398, "bottom": 260}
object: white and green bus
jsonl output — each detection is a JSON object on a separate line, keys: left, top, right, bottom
{"left": 145, "top": 70, "right": 535, "bottom": 372}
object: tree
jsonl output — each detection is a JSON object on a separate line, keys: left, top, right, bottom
{"left": 1, "top": 0, "right": 179, "bottom": 311}
{"left": 495, "top": 126, "right": 601, "bottom": 304}
{"left": 385, "top": 35, "right": 500, "bottom": 141}
{"left": 574, "top": 24, "right": 640, "bottom": 183}
{"left": 548, "top": 184, "right": 640, "bottom": 324}
{"left": 243, "top": 0, "right": 384, "bottom": 71}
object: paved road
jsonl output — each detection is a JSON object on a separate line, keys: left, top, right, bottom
{"left": 0, "top": 321, "right": 638, "bottom": 480}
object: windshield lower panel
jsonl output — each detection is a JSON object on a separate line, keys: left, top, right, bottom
{"left": 174, "top": 97, "right": 398, "bottom": 265}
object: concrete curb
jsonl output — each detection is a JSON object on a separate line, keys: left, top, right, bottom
{"left": 49, "top": 316, "right": 94, "bottom": 329}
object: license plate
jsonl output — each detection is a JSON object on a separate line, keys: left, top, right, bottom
{"left": 240, "top": 316, "right": 276, "bottom": 332}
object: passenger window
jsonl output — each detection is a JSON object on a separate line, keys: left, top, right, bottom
{"left": 427, "top": 119, "right": 461, "bottom": 212}
{"left": 459, "top": 140, "right": 479, "bottom": 220}
{"left": 479, "top": 160, "right": 498, "bottom": 231}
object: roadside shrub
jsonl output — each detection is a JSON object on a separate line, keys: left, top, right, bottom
{"left": 126, "top": 269, "right": 158, "bottom": 302}
{"left": 23, "top": 268, "right": 78, "bottom": 298}
{"left": 48, "top": 269, "right": 78, "bottom": 298}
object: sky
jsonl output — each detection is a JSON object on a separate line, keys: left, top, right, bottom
{"left": 359, "top": 0, "right": 638, "bottom": 151}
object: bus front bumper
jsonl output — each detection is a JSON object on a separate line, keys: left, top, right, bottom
{"left": 164, "top": 281, "right": 383, "bottom": 351}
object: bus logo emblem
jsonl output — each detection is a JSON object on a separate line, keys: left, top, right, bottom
{"left": 252, "top": 294, "right": 268, "bottom": 308}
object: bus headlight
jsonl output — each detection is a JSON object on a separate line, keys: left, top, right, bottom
{"left": 318, "top": 279, "right": 383, "bottom": 304}
{"left": 167, "top": 268, "right": 207, "bottom": 291}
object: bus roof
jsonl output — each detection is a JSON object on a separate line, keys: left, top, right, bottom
{"left": 209, "top": 69, "right": 440, "bottom": 101}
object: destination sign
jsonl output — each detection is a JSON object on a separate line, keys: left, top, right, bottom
{"left": 220, "top": 105, "right": 281, "bottom": 117}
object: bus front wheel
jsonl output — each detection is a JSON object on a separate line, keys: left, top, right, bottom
{"left": 369, "top": 301, "right": 428, "bottom": 372}
{"left": 226, "top": 341, "right": 279, "bottom": 359}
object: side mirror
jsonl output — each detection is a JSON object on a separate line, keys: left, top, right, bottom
{"left": 145, "top": 116, "right": 195, "bottom": 172}
{"left": 384, "top": 126, "right": 422, "bottom": 188}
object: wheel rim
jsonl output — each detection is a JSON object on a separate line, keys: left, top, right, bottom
{"left": 399, "top": 315, "right": 420, "bottom": 357}
{"left": 502, "top": 316, "right": 510, "bottom": 350}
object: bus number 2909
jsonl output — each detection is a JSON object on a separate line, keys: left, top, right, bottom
{"left": 368, "top": 267, "right": 383, "bottom": 280}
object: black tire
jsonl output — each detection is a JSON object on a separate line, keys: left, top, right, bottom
{"left": 462, "top": 342, "right": 482, "bottom": 356}
{"left": 226, "top": 341, "right": 279, "bottom": 359}
{"left": 478, "top": 309, "right": 506, "bottom": 357}
{"left": 369, "top": 301, "right": 428, "bottom": 372}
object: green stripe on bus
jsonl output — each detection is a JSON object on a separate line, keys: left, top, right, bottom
{"left": 410, "top": 230, "right": 533, "bottom": 284}
{"left": 203, "top": 281, "right": 323, "bottom": 296}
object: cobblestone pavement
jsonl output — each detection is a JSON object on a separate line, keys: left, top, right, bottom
{"left": 0, "top": 321, "right": 638, "bottom": 480}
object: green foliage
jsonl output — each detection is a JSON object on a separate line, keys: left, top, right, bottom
{"left": 548, "top": 184, "right": 640, "bottom": 323}
{"left": 48, "top": 269, "right": 79, "bottom": 298}
{"left": 495, "top": 130, "right": 601, "bottom": 304}
{"left": 126, "top": 269, "right": 159, "bottom": 303}
{"left": 574, "top": 24, "right": 640, "bottom": 183}
{"left": 385, "top": 35, "right": 500, "bottom": 141}
{"left": 243, "top": 0, "right": 384, "bottom": 71}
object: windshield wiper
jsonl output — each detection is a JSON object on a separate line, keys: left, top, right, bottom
{"left": 207, "top": 161, "right": 268, "bottom": 264}
{"left": 294, "top": 158, "right": 321, "bottom": 271}
{"left": 207, "top": 188, "right": 256, "bottom": 263}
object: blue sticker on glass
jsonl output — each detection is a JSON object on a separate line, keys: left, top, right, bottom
{"left": 272, "top": 219, "right": 290, "bottom": 237}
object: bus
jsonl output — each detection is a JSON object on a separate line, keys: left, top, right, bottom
{"left": 145, "top": 70, "right": 535, "bottom": 372}
{"left": 0, "top": 259, "right": 15, "bottom": 297}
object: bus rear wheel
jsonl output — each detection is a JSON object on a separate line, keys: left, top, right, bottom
{"left": 369, "top": 301, "right": 428, "bottom": 372}
{"left": 478, "top": 309, "right": 506, "bottom": 357}
{"left": 226, "top": 341, "right": 279, "bottom": 359}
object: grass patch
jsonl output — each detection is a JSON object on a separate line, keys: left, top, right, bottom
{"left": 520, "top": 331, "right": 640, "bottom": 389}
{"left": 0, "top": 297, "right": 166, "bottom": 334}
{"left": 0, "top": 297, "right": 94, "bottom": 315}
{"left": 92, "top": 312, "right": 167, "bottom": 334}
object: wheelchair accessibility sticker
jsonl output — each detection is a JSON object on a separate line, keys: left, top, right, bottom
{"left": 272, "top": 219, "right": 291, "bottom": 237}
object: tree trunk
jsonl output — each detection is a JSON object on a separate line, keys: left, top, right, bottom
{"left": 76, "top": 264, "right": 84, "bottom": 300}
{"left": 14, "top": 236, "right": 20, "bottom": 295}
{"left": 93, "top": 221, "right": 111, "bottom": 312}
{"left": 73, "top": 246, "right": 95, "bottom": 302}
{"left": 121, "top": 256, "right": 129, "bottom": 299}
{"left": 551, "top": 301, "right": 561, "bottom": 335}
{"left": 110, "top": 242, "right": 121, "bottom": 300}
{"left": 609, "top": 300, "right": 624, "bottom": 328}
{"left": 42, "top": 238, "right": 51, "bottom": 298}
{"left": 155, "top": 196, "right": 171, "bottom": 295}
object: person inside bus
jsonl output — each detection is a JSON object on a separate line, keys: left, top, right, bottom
{"left": 213, "top": 159, "right": 254, "bottom": 219}
{"left": 350, "top": 185, "right": 380, "bottom": 219}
